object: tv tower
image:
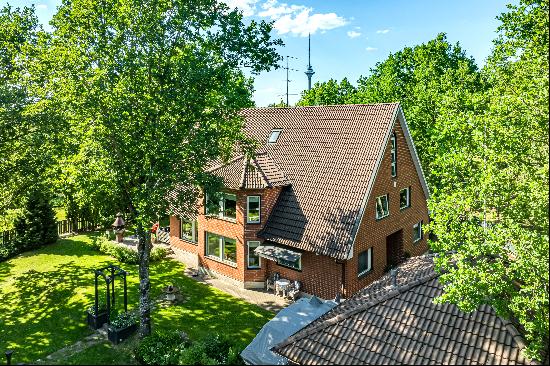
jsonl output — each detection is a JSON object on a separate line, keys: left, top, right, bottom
{"left": 305, "top": 33, "right": 315, "bottom": 90}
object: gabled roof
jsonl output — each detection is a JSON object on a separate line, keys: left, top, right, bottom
{"left": 272, "top": 255, "right": 536, "bottom": 365}
{"left": 206, "top": 152, "right": 290, "bottom": 190}
{"left": 237, "top": 103, "right": 428, "bottom": 260}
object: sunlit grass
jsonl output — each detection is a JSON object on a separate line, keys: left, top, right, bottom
{"left": 0, "top": 233, "right": 273, "bottom": 364}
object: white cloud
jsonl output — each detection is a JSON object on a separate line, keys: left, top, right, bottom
{"left": 376, "top": 29, "right": 390, "bottom": 34}
{"left": 258, "top": 0, "right": 347, "bottom": 37}
{"left": 36, "top": 3, "right": 48, "bottom": 9}
{"left": 366, "top": 47, "right": 378, "bottom": 52}
{"left": 354, "top": 26, "right": 361, "bottom": 30}
{"left": 347, "top": 30, "right": 361, "bottom": 38}
{"left": 223, "top": 0, "right": 258, "bottom": 17}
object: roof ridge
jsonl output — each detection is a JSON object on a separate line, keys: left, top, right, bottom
{"left": 239, "top": 156, "right": 249, "bottom": 189}
{"left": 206, "top": 154, "right": 245, "bottom": 173}
{"left": 241, "top": 103, "right": 400, "bottom": 111}
{"left": 252, "top": 156, "right": 272, "bottom": 188}
{"left": 273, "top": 269, "right": 440, "bottom": 352}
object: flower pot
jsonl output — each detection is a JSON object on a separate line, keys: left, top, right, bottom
{"left": 108, "top": 323, "right": 137, "bottom": 344}
{"left": 87, "top": 310, "right": 109, "bottom": 330}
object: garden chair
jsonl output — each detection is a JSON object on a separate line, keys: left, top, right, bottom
{"left": 287, "top": 280, "right": 302, "bottom": 301}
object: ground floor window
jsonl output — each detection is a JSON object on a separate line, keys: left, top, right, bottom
{"left": 358, "top": 247, "right": 373, "bottom": 276}
{"left": 180, "top": 218, "right": 198, "bottom": 243}
{"left": 247, "top": 241, "right": 261, "bottom": 269}
{"left": 277, "top": 257, "right": 301, "bottom": 271}
{"left": 206, "top": 232, "right": 237, "bottom": 264}
{"left": 413, "top": 221, "right": 423, "bottom": 243}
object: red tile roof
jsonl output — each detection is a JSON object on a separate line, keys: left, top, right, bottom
{"left": 272, "top": 254, "right": 537, "bottom": 365}
{"left": 240, "top": 104, "right": 401, "bottom": 260}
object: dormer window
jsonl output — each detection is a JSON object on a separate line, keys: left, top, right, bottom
{"left": 268, "top": 129, "right": 282, "bottom": 143}
{"left": 390, "top": 132, "right": 397, "bottom": 177}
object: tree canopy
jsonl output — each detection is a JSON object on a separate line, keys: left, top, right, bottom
{"left": 34, "top": 0, "right": 282, "bottom": 336}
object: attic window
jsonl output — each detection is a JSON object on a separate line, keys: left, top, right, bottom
{"left": 268, "top": 129, "right": 282, "bottom": 143}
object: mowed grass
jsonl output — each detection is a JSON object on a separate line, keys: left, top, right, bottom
{"left": 0, "top": 234, "right": 273, "bottom": 364}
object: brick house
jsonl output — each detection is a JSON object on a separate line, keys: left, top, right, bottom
{"left": 169, "top": 103, "right": 430, "bottom": 299}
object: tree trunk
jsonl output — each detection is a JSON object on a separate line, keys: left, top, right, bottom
{"left": 136, "top": 223, "right": 152, "bottom": 338}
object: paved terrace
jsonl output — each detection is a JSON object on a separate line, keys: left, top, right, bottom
{"left": 170, "top": 248, "right": 290, "bottom": 313}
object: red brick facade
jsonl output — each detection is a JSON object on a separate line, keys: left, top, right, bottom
{"left": 169, "top": 115, "right": 429, "bottom": 300}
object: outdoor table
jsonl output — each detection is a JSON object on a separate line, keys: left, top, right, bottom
{"left": 275, "top": 279, "right": 291, "bottom": 297}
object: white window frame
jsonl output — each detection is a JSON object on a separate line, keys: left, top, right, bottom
{"left": 205, "top": 232, "right": 237, "bottom": 264}
{"left": 246, "top": 196, "right": 261, "bottom": 224}
{"left": 180, "top": 218, "right": 198, "bottom": 244}
{"left": 247, "top": 241, "right": 261, "bottom": 269}
{"left": 413, "top": 221, "right": 423, "bottom": 243}
{"left": 358, "top": 247, "right": 373, "bottom": 277}
{"left": 205, "top": 192, "right": 237, "bottom": 221}
{"left": 390, "top": 132, "right": 397, "bottom": 177}
{"left": 375, "top": 194, "right": 390, "bottom": 220}
{"left": 277, "top": 256, "right": 302, "bottom": 271}
{"left": 268, "top": 129, "right": 283, "bottom": 143}
{"left": 400, "top": 187, "right": 410, "bottom": 210}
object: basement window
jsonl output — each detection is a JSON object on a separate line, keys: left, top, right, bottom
{"left": 268, "top": 129, "right": 283, "bottom": 143}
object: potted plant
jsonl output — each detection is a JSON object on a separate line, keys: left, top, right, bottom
{"left": 86, "top": 301, "right": 109, "bottom": 330}
{"left": 108, "top": 311, "right": 137, "bottom": 344}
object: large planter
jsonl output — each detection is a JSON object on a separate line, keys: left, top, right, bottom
{"left": 87, "top": 310, "right": 109, "bottom": 330}
{"left": 108, "top": 323, "right": 137, "bottom": 345}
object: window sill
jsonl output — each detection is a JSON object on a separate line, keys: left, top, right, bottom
{"left": 205, "top": 215, "right": 237, "bottom": 224}
{"left": 247, "top": 266, "right": 262, "bottom": 270}
{"left": 399, "top": 205, "right": 410, "bottom": 211}
{"left": 246, "top": 220, "right": 261, "bottom": 225}
{"left": 413, "top": 237, "right": 423, "bottom": 244}
{"left": 375, "top": 214, "right": 389, "bottom": 221}
{"left": 205, "top": 255, "right": 238, "bottom": 268}
{"left": 357, "top": 268, "right": 374, "bottom": 279}
{"left": 179, "top": 237, "right": 198, "bottom": 245}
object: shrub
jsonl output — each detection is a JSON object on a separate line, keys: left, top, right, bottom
{"left": 134, "top": 330, "right": 190, "bottom": 365}
{"left": 110, "top": 311, "right": 137, "bottom": 329}
{"left": 178, "top": 334, "right": 244, "bottom": 365}
{"left": 150, "top": 246, "right": 168, "bottom": 261}
{"left": 87, "top": 300, "right": 107, "bottom": 315}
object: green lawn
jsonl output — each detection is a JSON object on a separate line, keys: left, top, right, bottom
{"left": 0, "top": 234, "right": 273, "bottom": 364}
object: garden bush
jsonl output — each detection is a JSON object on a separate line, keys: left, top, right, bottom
{"left": 178, "top": 334, "right": 244, "bottom": 365}
{"left": 134, "top": 330, "right": 190, "bottom": 365}
{"left": 92, "top": 238, "right": 168, "bottom": 264}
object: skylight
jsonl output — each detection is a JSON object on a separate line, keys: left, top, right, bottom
{"left": 268, "top": 129, "right": 282, "bottom": 143}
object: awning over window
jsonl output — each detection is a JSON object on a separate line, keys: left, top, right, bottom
{"left": 254, "top": 245, "right": 302, "bottom": 262}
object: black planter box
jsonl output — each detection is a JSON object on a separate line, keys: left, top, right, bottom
{"left": 87, "top": 310, "right": 109, "bottom": 330}
{"left": 108, "top": 323, "right": 137, "bottom": 344}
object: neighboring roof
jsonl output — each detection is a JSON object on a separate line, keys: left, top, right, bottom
{"left": 240, "top": 296, "right": 337, "bottom": 365}
{"left": 241, "top": 104, "right": 401, "bottom": 260}
{"left": 273, "top": 255, "right": 535, "bottom": 365}
{"left": 206, "top": 152, "right": 290, "bottom": 190}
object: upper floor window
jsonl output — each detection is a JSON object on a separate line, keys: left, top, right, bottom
{"left": 413, "top": 221, "right": 423, "bottom": 243}
{"left": 390, "top": 132, "right": 397, "bottom": 177}
{"left": 358, "top": 247, "right": 373, "bottom": 277}
{"left": 205, "top": 192, "right": 237, "bottom": 221}
{"left": 268, "top": 129, "right": 283, "bottom": 143}
{"left": 180, "top": 218, "right": 198, "bottom": 244}
{"left": 400, "top": 187, "right": 410, "bottom": 210}
{"left": 375, "top": 194, "right": 389, "bottom": 220}
{"left": 247, "top": 196, "right": 261, "bottom": 223}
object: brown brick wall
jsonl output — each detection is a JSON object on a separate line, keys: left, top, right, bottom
{"left": 345, "top": 117, "right": 429, "bottom": 296}
{"left": 267, "top": 253, "right": 342, "bottom": 300}
{"left": 169, "top": 187, "right": 283, "bottom": 284}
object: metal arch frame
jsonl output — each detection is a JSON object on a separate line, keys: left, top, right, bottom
{"left": 94, "top": 264, "right": 128, "bottom": 324}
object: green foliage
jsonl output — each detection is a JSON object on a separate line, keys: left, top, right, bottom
{"left": 297, "top": 78, "right": 357, "bottom": 106}
{"left": 134, "top": 330, "right": 190, "bottom": 365}
{"left": 429, "top": 0, "right": 549, "bottom": 360}
{"left": 110, "top": 311, "right": 137, "bottom": 330}
{"left": 177, "top": 334, "right": 243, "bottom": 365}
{"left": 150, "top": 247, "right": 169, "bottom": 262}
{"left": 12, "top": 188, "right": 58, "bottom": 252}
{"left": 90, "top": 237, "right": 167, "bottom": 264}
{"left": 87, "top": 300, "right": 107, "bottom": 316}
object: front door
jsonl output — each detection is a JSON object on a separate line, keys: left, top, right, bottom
{"left": 386, "top": 229, "right": 404, "bottom": 270}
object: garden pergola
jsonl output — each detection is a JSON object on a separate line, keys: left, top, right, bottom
{"left": 94, "top": 264, "right": 128, "bottom": 324}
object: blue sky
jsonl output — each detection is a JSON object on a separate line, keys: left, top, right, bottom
{"left": 4, "top": 0, "right": 515, "bottom": 106}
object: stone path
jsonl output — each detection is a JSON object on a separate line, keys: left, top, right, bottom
{"left": 35, "top": 327, "right": 109, "bottom": 364}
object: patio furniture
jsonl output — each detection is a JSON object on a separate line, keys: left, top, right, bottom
{"left": 287, "top": 280, "right": 302, "bottom": 301}
{"left": 266, "top": 272, "right": 281, "bottom": 292}
{"left": 275, "top": 278, "right": 291, "bottom": 297}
